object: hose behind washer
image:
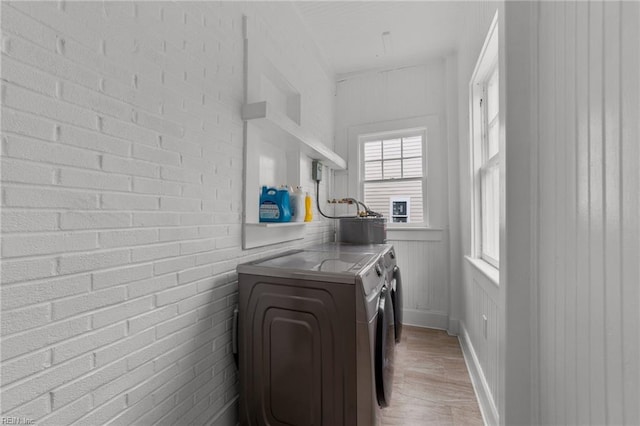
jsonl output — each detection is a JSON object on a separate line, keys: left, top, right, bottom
{"left": 314, "top": 181, "right": 384, "bottom": 219}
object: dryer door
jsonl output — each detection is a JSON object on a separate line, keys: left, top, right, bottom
{"left": 391, "top": 265, "right": 403, "bottom": 342}
{"left": 375, "top": 284, "right": 395, "bottom": 407}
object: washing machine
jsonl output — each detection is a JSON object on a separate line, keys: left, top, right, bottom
{"left": 236, "top": 249, "right": 395, "bottom": 425}
{"left": 306, "top": 242, "right": 403, "bottom": 343}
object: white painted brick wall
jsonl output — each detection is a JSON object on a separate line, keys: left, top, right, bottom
{"left": 1, "top": 1, "right": 336, "bottom": 424}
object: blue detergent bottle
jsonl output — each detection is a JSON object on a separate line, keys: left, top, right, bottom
{"left": 259, "top": 186, "right": 292, "bottom": 222}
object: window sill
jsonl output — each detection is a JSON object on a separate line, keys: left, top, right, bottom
{"left": 387, "top": 227, "right": 443, "bottom": 242}
{"left": 465, "top": 255, "right": 499, "bottom": 287}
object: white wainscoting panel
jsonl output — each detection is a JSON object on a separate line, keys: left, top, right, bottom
{"left": 533, "top": 2, "right": 639, "bottom": 424}
{"left": 460, "top": 259, "right": 500, "bottom": 425}
{"left": 389, "top": 234, "right": 450, "bottom": 329}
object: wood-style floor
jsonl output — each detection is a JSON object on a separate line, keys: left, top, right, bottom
{"left": 381, "top": 326, "right": 484, "bottom": 426}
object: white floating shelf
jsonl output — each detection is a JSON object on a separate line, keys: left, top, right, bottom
{"left": 242, "top": 101, "right": 347, "bottom": 170}
{"left": 243, "top": 222, "right": 307, "bottom": 249}
{"left": 250, "top": 222, "right": 307, "bottom": 227}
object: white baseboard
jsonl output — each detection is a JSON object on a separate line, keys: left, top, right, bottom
{"left": 402, "top": 308, "right": 449, "bottom": 330}
{"left": 458, "top": 323, "right": 498, "bottom": 426}
{"left": 447, "top": 317, "right": 460, "bottom": 336}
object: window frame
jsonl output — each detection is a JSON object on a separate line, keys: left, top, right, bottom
{"left": 346, "top": 116, "right": 439, "bottom": 232}
{"left": 470, "top": 11, "right": 501, "bottom": 270}
{"left": 358, "top": 128, "right": 428, "bottom": 227}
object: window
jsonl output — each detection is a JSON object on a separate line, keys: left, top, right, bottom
{"left": 471, "top": 12, "right": 500, "bottom": 269}
{"left": 361, "top": 132, "right": 426, "bottom": 224}
{"left": 479, "top": 67, "right": 499, "bottom": 266}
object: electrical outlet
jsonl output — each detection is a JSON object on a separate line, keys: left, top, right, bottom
{"left": 312, "top": 160, "right": 323, "bottom": 182}
{"left": 482, "top": 314, "right": 488, "bottom": 338}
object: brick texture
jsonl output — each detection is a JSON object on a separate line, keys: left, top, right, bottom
{"left": 1, "top": 1, "right": 336, "bottom": 424}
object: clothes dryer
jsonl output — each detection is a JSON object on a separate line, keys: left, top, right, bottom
{"left": 236, "top": 249, "right": 395, "bottom": 426}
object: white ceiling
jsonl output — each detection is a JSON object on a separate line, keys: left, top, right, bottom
{"left": 293, "top": 1, "right": 465, "bottom": 76}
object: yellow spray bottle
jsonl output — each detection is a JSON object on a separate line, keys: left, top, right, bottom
{"left": 304, "top": 192, "right": 313, "bottom": 222}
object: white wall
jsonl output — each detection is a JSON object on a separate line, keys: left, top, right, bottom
{"left": 525, "top": 1, "right": 640, "bottom": 424}
{"left": 0, "top": 2, "right": 335, "bottom": 424}
{"left": 455, "top": 2, "right": 503, "bottom": 424}
{"left": 334, "top": 61, "right": 457, "bottom": 330}
{"left": 458, "top": 1, "right": 640, "bottom": 425}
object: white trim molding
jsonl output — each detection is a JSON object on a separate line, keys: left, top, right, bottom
{"left": 459, "top": 323, "right": 499, "bottom": 426}
{"left": 347, "top": 115, "right": 441, "bottom": 227}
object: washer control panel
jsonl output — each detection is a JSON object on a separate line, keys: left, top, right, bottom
{"left": 374, "top": 263, "right": 383, "bottom": 277}
{"left": 360, "top": 257, "right": 384, "bottom": 295}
